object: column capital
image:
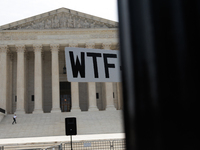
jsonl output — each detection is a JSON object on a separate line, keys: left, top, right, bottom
{"left": 102, "top": 42, "right": 112, "bottom": 50}
{"left": 33, "top": 44, "right": 43, "bottom": 52}
{"left": 69, "top": 43, "right": 78, "bottom": 47}
{"left": 85, "top": 42, "right": 95, "bottom": 49}
{"left": 15, "top": 44, "right": 26, "bottom": 53}
{"left": 0, "top": 45, "right": 8, "bottom": 53}
{"left": 50, "top": 44, "right": 59, "bottom": 52}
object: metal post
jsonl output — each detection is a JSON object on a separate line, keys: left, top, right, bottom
{"left": 118, "top": 0, "right": 200, "bottom": 149}
{"left": 70, "top": 135, "right": 72, "bottom": 150}
{"left": 59, "top": 143, "right": 62, "bottom": 150}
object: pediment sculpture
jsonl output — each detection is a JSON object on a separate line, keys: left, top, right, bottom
{"left": 5, "top": 12, "right": 117, "bottom": 30}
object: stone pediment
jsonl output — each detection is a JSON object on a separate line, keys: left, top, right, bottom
{"left": 0, "top": 8, "right": 118, "bottom": 31}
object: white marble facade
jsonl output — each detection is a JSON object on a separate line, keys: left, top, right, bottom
{"left": 0, "top": 8, "right": 122, "bottom": 115}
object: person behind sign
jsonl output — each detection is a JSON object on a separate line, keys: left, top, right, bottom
{"left": 12, "top": 114, "right": 17, "bottom": 124}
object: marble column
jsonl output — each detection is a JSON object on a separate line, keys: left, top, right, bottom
{"left": 88, "top": 82, "right": 98, "bottom": 111}
{"left": 50, "top": 44, "right": 61, "bottom": 112}
{"left": 69, "top": 43, "right": 81, "bottom": 112}
{"left": 16, "top": 45, "right": 26, "bottom": 114}
{"left": 0, "top": 45, "right": 8, "bottom": 115}
{"left": 85, "top": 42, "right": 98, "bottom": 111}
{"left": 7, "top": 52, "right": 13, "bottom": 114}
{"left": 115, "top": 43, "right": 122, "bottom": 109}
{"left": 70, "top": 82, "right": 81, "bottom": 112}
{"left": 33, "top": 44, "right": 43, "bottom": 113}
{"left": 102, "top": 42, "right": 116, "bottom": 110}
{"left": 117, "top": 82, "right": 123, "bottom": 110}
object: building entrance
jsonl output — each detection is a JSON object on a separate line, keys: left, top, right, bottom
{"left": 60, "top": 82, "right": 71, "bottom": 112}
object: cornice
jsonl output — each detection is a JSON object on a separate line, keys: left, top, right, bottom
{"left": 0, "top": 29, "right": 118, "bottom": 42}
{"left": 0, "top": 28, "right": 117, "bottom": 34}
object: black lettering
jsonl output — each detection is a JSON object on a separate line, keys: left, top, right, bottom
{"left": 103, "top": 54, "right": 117, "bottom": 78}
{"left": 69, "top": 51, "right": 85, "bottom": 78}
{"left": 87, "top": 52, "right": 102, "bottom": 78}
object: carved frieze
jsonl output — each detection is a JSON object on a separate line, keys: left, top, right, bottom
{"left": 2, "top": 36, "right": 11, "bottom": 40}
{"left": 0, "top": 30, "right": 117, "bottom": 42}
{"left": 4, "top": 12, "right": 116, "bottom": 31}
{"left": 90, "top": 33, "right": 117, "bottom": 39}
{"left": 0, "top": 33, "right": 37, "bottom": 41}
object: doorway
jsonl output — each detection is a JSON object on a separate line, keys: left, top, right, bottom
{"left": 60, "top": 82, "right": 71, "bottom": 112}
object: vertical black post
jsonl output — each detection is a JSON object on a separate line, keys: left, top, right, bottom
{"left": 118, "top": 0, "right": 200, "bottom": 149}
{"left": 70, "top": 135, "right": 72, "bottom": 150}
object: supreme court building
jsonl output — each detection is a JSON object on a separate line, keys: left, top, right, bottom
{"left": 0, "top": 8, "right": 122, "bottom": 116}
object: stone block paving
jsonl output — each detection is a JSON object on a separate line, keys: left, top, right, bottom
{"left": 0, "top": 110, "right": 124, "bottom": 139}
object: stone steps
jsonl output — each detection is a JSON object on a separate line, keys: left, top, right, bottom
{"left": 0, "top": 110, "right": 124, "bottom": 139}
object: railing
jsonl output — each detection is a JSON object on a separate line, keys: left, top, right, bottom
{"left": 0, "top": 146, "right": 42, "bottom": 150}
{"left": 1, "top": 143, "right": 47, "bottom": 150}
{"left": 0, "top": 146, "right": 4, "bottom": 150}
{"left": 1, "top": 139, "right": 125, "bottom": 150}
{"left": 45, "top": 144, "right": 62, "bottom": 150}
{"left": 21, "top": 149, "right": 43, "bottom": 150}
{"left": 62, "top": 139, "right": 125, "bottom": 150}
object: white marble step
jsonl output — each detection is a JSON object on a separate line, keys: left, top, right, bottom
{"left": 0, "top": 110, "right": 124, "bottom": 139}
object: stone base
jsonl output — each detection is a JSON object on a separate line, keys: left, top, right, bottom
{"left": 0, "top": 113, "right": 5, "bottom": 122}
{"left": 70, "top": 107, "right": 81, "bottom": 112}
{"left": 33, "top": 109, "right": 43, "bottom": 114}
{"left": 15, "top": 110, "right": 25, "bottom": 114}
{"left": 51, "top": 108, "right": 61, "bottom": 113}
{"left": 106, "top": 105, "right": 116, "bottom": 111}
{"left": 88, "top": 107, "right": 99, "bottom": 111}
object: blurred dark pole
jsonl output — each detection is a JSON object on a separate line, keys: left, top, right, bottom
{"left": 118, "top": 0, "right": 200, "bottom": 149}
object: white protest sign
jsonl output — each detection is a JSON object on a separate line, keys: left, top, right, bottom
{"left": 65, "top": 47, "right": 121, "bottom": 82}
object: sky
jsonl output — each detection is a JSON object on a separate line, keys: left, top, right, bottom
{"left": 0, "top": 0, "right": 118, "bottom": 26}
